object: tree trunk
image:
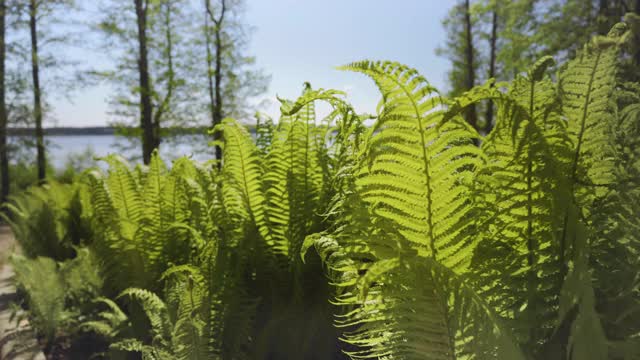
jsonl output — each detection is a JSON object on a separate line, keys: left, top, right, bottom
{"left": 463, "top": 0, "right": 478, "bottom": 133}
{"left": 636, "top": 0, "right": 640, "bottom": 66}
{"left": 205, "top": 0, "right": 226, "bottom": 163}
{"left": 152, "top": 0, "right": 175, "bottom": 153}
{"left": 0, "top": 0, "right": 8, "bottom": 202}
{"left": 213, "top": 23, "right": 223, "bottom": 161}
{"left": 204, "top": 4, "right": 216, "bottom": 136}
{"left": 134, "top": 0, "right": 154, "bottom": 164}
{"left": 485, "top": 6, "right": 498, "bottom": 135}
{"left": 597, "top": 0, "right": 610, "bottom": 35}
{"left": 29, "top": 0, "right": 45, "bottom": 181}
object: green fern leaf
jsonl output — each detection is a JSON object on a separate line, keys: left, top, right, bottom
{"left": 310, "top": 60, "right": 523, "bottom": 359}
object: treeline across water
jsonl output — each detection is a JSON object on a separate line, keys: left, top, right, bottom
{"left": 5, "top": 126, "right": 225, "bottom": 137}
{"left": 0, "top": 0, "right": 267, "bottom": 203}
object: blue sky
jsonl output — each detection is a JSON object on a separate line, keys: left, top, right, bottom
{"left": 53, "top": 0, "right": 456, "bottom": 127}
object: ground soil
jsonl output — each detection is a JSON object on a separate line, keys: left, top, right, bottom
{"left": 0, "top": 226, "right": 16, "bottom": 268}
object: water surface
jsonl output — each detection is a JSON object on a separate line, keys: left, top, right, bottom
{"left": 29, "top": 134, "right": 214, "bottom": 169}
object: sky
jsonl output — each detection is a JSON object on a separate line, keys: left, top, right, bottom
{"left": 52, "top": 0, "right": 457, "bottom": 127}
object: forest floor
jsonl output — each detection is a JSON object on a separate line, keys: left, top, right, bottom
{"left": 0, "top": 226, "right": 45, "bottom": 360}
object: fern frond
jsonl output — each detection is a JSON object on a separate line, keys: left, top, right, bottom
{"left": 140, "top": 152, "right": 192, "bottom": 282}
{"left": 118, "top": 288, "right": 172, "bottom": 343}
{"left": 558, "top": 210, "right": 609, "bottom": 360}
{"left": 261, "top": 84, "right": 326, "bottom": 260}
{"left": 336, "top": 255, "right": 524, "bottom": 360}
{"left": 3, "top": 183, "right": 77, "bottom": 260}
{"left": 255, "top": 112, "right": 275, "bottom": 155}
{"left": 11, "top": 255, "right": 70, "bottom": 345}
{"left": 80, "top": 297, "right": 129, "bottom": 340}
{"left": 86, "top": 161, "right": 151, "bottom": 292}
{"left": 339, "top": 60, "right": 481, "bottom": 269}
{"left": 111, "top": 338, "right": 173, "bottom": 360}
{"left": 553, "top": 24, "right": 631, "bottom": 359}
{"left": 560, "top": 24, "right": 627, "bottom": 204}
{"left": 468, "top": 57, "right": 572, "bottom": 354}
{"left": 216, "top": 118, "right": 267, "bottom": 240}
{"left": 309, "top": 60, "right": 521, "bottom": 359}
{"left": 101, "top": 154, "right": 144, "bottom": 225}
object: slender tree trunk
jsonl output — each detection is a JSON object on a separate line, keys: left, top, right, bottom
{"left": 29, "top": 0, "right": 45, "bottom": 181}
{"left": 599, "top": 0, "right": 608, "bottom": 11}
{"left": 463, "top": 0, "right": 478, "bottom": 133}
{"left": 213, "top": 24, "right": 223, "bottom": 161}
{"left": 205, "top": 0, "right": 226, "bottom": 162}
{"left": 204, "top": 7, "right": 216, "bottom": 134}
{"left": 134, "top": 0, "right": 154, "bottom": 164}
{"left": 485, "top": 7, "right": 498, "bottom": 135}
{"left": 152, "top": 0, "right": 175, "bottom": 152}
{"left": 597, "top": 0, "right": 610, "bottom": 35}
{"left": 0, "top": 0, "right": 8, "bottom": 202}
{"left": 636, "top": 0, "right": 640, "bottom": 66}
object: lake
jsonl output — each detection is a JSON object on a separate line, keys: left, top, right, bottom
{"left": 25, "top": 135, "right": 215, "bottom": 169}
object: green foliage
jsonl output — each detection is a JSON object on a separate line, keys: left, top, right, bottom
{"left": 2, "top": 181, "right": 91, "bottom": 260}
{"left": 85, "top": 153, "right": 198, "bottom": 294}
{"left": 306, "top": 60, "right": 521, "bottom": 359}
{"left": 12, "top": 256, "right": 66, "bottom": 347}
{"left": 11, "top": 247, "right": 103, "bottom": 350}
{"left": 93, "top": 270, "right": 210, "bottom": 360}
{"left": 5, "top": 21, "right": 640, "bottom": 360}
{"left": 1, "top": 160, "right": 56, "bottom": 194}
{"left": 464, "top": 56, "right": 568, "bottom": 353}
{"left": 212, "top": 84, "right": 346, "bottom": 359}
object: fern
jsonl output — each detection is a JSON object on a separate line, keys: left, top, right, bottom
{"left": 560, "top": 24, "right": 626, "bottom": 207}
{"left": 255, "top": 111, "right": 275, "bottom": 155}
{"left": 86, "top": 156, "right": 151, "bottom": 292}
{"left": 109, "top": 286, "right": 208, "bottom": 360}
{"left": 80, "top": 297, "right": 130, "bottom": 340}
{"left": 12, "top": 255, "right": 70, "bottom": 347}
{"left": 87, "top": 152, "right": 199, "bottom": 294}
{"left": 216, "top": 117, "right": 267, "bottom": 240}
{"left": 339, "top": 61, "right": 482, "bottom": 267}
{"left": 555, "top": 24, "right": 632, "bottom": 360}
{"left": 468, "top": 57, "right": 570, "bottom": 356}
{"left": 252, "top": 85, "right": 351, "bottom": 359}
{"left": 2, "top": 182, "right": 86, "bottom": 261}
{"left": 309, "top": 60, "right": 522, "bottom": 359}
{"left": 587, "top": 49, "right": 640, "bottom": 358}
{"left": 209, "top": 118, "right": 266, "bottom": 358}
{"left": 12, "top": 247, "right": 103, "bottom": 350}
{"left": 262, "top": 84, "right": 327, "bottom": 260}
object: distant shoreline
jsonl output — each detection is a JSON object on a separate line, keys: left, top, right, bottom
{"left": 8, "top": 127, "right": 117, "bottom": 136}
{"left": 6, "top": 126, "right": 219, "bottom": 136}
